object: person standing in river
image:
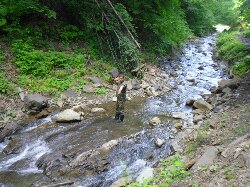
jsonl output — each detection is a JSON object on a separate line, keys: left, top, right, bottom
{"left": 114, "top": 74, "right": 127, "bottom": 123}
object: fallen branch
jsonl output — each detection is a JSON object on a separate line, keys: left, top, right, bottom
{"left": 105, "top": 0, "right": 141, "bottom": 48}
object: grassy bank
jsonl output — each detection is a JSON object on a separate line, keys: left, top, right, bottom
{"left": 216, "top": 29, "right": 250, "bottom": 75}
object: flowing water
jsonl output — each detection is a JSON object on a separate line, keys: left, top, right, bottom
{"left": 0, "top": 33, "right": 226, "bottom": 187}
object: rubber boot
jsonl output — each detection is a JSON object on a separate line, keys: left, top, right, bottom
{"left": 115, "top": 113, "right": 120, "bottom": 120}
{"left": 117, "top": 114, "right": 124, "bottom": 123}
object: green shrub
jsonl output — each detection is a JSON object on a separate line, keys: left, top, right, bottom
{"left": 129, "top": 155, "right": 190, "bottom": 187}
{"left": 216, "top": 31, "right": 249, "bottom": 75}
{"left": 18, "top": 75, "right": 75, "bottom": 94}
{"left": 11, "top": 40, "right": 87, "bottom": 77}
{"left": 60, "top": 25, "right": 86, "bottom": 42}
{"left": 0, "top": 73, "right": 14, "bottom": 94}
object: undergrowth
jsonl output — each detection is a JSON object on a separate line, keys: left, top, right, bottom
{"left": 0, "top": 73, "right": 14, "bottom": 94}
{"left": 129, "top": 155, "right": 190, "bottom": 187}
{"left": 216, "top": 30, "right": 250, "bottom": 75}
{"left": 0, "top": 46, "right": 6, "bottom": 65}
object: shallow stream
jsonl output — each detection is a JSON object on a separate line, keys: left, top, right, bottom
{"left": 0, "top": 33, "right": 226, "bottom": 187}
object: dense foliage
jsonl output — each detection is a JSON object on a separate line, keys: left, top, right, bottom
{"left": 0, "top": 0, "right": 246, "bottom": 95}
{"left": 217, "top": 31, "right": 250, "bottom": 75}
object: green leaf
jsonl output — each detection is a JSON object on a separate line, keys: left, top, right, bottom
{"left": 0, "top": 5, "right": 8, "bottom": 16}
{"left": 0, "top": 18, "right": 7, "bottom": 26}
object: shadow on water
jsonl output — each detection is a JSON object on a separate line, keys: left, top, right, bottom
{"left": 0, "top": 33, "right": 227, "bottom": 187}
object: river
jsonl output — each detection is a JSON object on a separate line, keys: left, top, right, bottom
{"left": 0, "top": 33, "right": 226, "bottom": 187}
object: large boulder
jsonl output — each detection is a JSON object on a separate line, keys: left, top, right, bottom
{"left": 155, "top": 138, "right": 165, "bottom": 148}
{"left": 24, "top": 94, "right": 48, "bottom": 112}
{"left": 90, "top": 76, "right": 103, "bottom": 84}
{"left": 192, "top": 146, "right": 218, "bottom": 170}
{"left": 136, "top": 167, "right": 154, "bottom": 183}
{"left": 193, "top": 99, "right": 213, "bottom": 111}
{"left": 218, "top": 79, "right": 239, "bottom": 90}
{"left": 54, "top": 109, "right": 83, "bottom": 122}
{"left": 100, "top": 140, "right": 119, "bottom": 152}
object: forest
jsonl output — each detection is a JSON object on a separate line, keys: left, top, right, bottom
{"left": 0, "top": 0, "right": 249, "bottom": 95}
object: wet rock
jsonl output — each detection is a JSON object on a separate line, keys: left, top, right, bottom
{"left": 149, "top": 117, "right": 161, "bottom": 126}
{"left": 175, "top": 122, "right": 183, "bottom": 129}
{"left": 109, "top": 68, "right": 119, "bottom": 78}
{"left": 110, "top": 177, "right": 129, "bottom": 187}
{"left": 136, "top": 167, "right": 154, "bottom": 183}
{"left": 90, "top": 76, "right": 103, "bottom": 84}
{"left": 172, "top": 112, "right": 187, "bottom": 120}
{"left": 66, "top": 150, "right": 110, "bottom": 177}
{"left": 170, "top": 72, "right": 178, "bottom": 77}
{"left": 24, "top": 94, "right": 48, "bottom": 112}
{"left": 54, "top": 109, "right": 83, "bottom": 122}
{"left": 69, "top": 150, "right": 100, "bottom": 167}
{"left": 100, "top": 140, "right": 118, "bottom": 151}
{"left": 187, "top": 77, "right": 195, "bottom": 83}
{"left": 155, "top": 138, "right": 165, "bottom": 148}
{"left": 91, "top": 108, "right": 106, "bottom": 113}
{"left": 145, "top": 87, "right": 158, "bottom": 97}
{"left": 35, "top": 109, "right": 51, "bottom": 119}
{"left": 198, "top": 66, "right": 204, "bottom": 70}
{"left": 0, "top": 122, "right": 26, "bottom": 142}
{"left": 192, "top": 146, "right": 218, "bottom": 170}
{"left": 193, "top": 99, "right": 213, "bottom": 111}
{"left": 3, "top": 138, "right": 23, "bottom": 154}
{"left": 186, "top": 99, "right": 195, "bottom": 106}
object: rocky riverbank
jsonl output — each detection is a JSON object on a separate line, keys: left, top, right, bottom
{"left": 168, "top": 71, "right": 250, "bottom": 187}
{"left": 0, "top": 64, "right": 173, "bottom": 142}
